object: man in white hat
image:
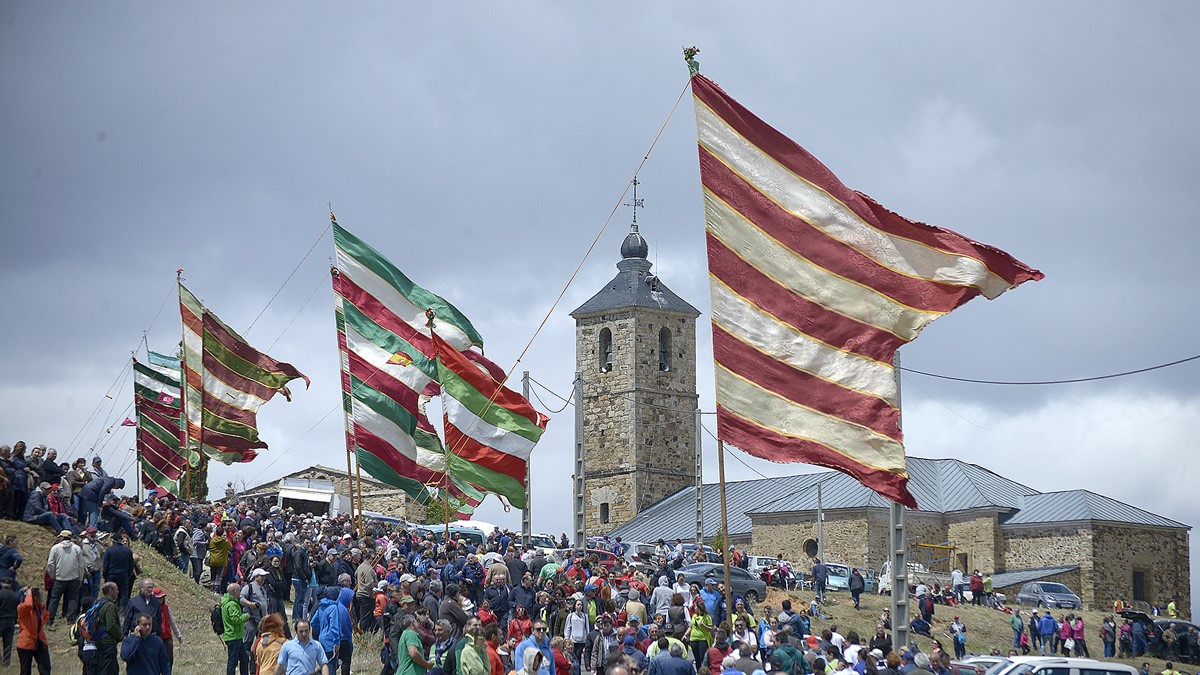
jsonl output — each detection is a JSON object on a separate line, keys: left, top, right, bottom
{"left": 240, "top": 568, "right": 271, "bottom": 646}
{"left": 45, "top": 530, "right": 84, "bottom": 628}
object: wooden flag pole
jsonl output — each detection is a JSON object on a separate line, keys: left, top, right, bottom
{"left": 355, "top": 459, "right": 365, "bottom": 534}
{"left": 717, "top": 439, "right": 733, "bottom": 621}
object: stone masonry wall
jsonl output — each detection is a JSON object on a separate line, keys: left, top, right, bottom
{"left": 947, "top": 512, "right": 1004, "bottom": 574}
{"left": 751, "top": 510, "right": 876, "bottom": 569}
{"left": 630, "top": 312, "right": 697, "bottom": 514}
{"left": 1091, "top": 524, "right": 1191, "bottom": 617}
{"left": 578, "top": 314, "right": 637, "bottom": 535}
{"left": 1002, "top": 524, "right": 1094, "bottom": 608}
{"left": 579, "top": 309, "right": 698, "bottom": 536}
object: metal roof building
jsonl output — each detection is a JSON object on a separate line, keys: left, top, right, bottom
{"left": 606, "top": 456, "right": 1189, "bottom": 614}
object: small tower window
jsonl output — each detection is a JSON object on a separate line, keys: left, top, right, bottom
{"left": 600, "top": 502, "right": 610, "bottom": 525}
{"left": 658, "top": 327, "right": 672, "bottom": 371}
{"left": 599, "top": 328, "right": 613, "bottom": 372}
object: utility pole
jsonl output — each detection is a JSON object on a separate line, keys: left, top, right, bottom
{"left": 573, "top": 372, "right": 585, "bottom": 549}
{"left": 890, "top": 352, "right": 909, "bottom": 652}
{"left": 522, "top": 371, "right": 532, "bottom": 548}
{"left": 694, "top": 408, "right": 703, "bottom": 545}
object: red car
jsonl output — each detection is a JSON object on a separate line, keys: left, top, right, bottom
{"left": 579, "top": 549, "right": 620, "bottom": 569}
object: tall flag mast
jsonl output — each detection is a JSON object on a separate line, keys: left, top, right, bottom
{"left": 686, "top": 50, "right": 1042, "bottom": 645}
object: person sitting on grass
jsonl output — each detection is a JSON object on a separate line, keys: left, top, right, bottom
{"left": 909, "top": 617, "right": 932, "bottom": 638}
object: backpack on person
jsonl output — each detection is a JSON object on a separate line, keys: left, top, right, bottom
{"left": 211, "top": 604, "right": 225, "bottom": 635}
{"left": 80, "top": 598, "right": 110, "bottom": 642}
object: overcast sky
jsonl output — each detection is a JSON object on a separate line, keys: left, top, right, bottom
{"left": 3, "top": 3, "right": 1199, "bottom": 606}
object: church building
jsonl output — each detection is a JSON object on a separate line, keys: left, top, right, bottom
{"left": 571, "top": 219, "right": 700, "bottom": 535}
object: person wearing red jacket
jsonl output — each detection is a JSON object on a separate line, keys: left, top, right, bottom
{"left": 508, "top": 605, "right": 533, "bottom": 640}
{"left": 706, "top": 630, "right": 732, "bottom": 674}
{"left": 153, "top": 588, "right": 182, "bottom": 666}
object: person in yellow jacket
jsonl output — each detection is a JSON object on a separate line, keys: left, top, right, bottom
{"left": 252, "top": 612, "right": 287, "bottom": 675}
{"left": 209, "top": 525, "right": 233, "bottom": 594}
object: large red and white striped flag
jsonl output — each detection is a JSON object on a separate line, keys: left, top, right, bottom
{"left": 692, "top": 74, "right": 1042, "bottom": 507}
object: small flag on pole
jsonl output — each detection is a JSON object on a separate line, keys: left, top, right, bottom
{"left": 120, "top": 418, "right": 137, "bottom": 427}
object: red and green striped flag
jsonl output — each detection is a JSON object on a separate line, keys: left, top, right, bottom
{"left": 133, "top": 352, "right": 186, "bottom": 496}
{"left": 180, "top": 282, "right": 309, "bottom": 464}
{"left": 434, "top": 332, "right": 548, "bottom": 509}
{"left": 332, "top": 218, "right": 488, "bottom": 504}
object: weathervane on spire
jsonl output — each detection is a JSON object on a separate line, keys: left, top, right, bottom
{"left": 623, "top": 177, "right": 645, "bottom": 232}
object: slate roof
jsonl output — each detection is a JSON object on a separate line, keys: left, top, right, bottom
{"left": 605, "top": 457, "right": 1188, "bottom": 543}
{"left": 990, "top": 565, "right": 1081, "bottom": 590}
{"left": 571, "top": 228, "right": 699, "bottom": 318}
{"left": 1001, "top": 490, "right": 1187, "bottom": 528}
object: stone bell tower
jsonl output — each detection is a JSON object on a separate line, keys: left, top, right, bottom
{"left": 570, "top": 215, "right": 700, "bottom": 535}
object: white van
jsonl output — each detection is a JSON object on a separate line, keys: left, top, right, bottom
{"left": 987, "top": 657, "right": 1138, "bottom": 675}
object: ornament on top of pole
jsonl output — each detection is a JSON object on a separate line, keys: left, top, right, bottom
{"left": 683, "top": 46, "right": 701, "bottom": 76}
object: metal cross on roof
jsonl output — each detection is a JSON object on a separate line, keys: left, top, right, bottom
{"left": 623, "top": 177, "right": 645, "bottom": 231}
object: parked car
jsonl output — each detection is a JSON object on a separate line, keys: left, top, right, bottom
{"left": 1118, "top": 609, "right": 1199, "bottom": 651}
{"left": 948, "top": 662, "right": 988, "bottom": 675}
{"left": 985, "top": 657, "right": 1136, "bottom": 675}
{"left": 675, "top": 562, "right": 768, "bottom": 602}
{"left": 746, "top": 555, "right": 779, "bottom": 577}
{"left": 571, "top": 548, "right": 621, "bottom": 569}
{"left": 527, "top": 534, "right": 559, "bottom": 556}
{"left": 632, "top": 543, "right": 659, "bottom": 565}
{"left": 1015, "top": 582, "right": 1081, "bottom": 609}
{"left": 825, "top": 563, "right": 874, "bottom": 593}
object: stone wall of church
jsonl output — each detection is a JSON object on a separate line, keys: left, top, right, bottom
{"left": 578, "top": 309, "right": 698, "bottom": 535}
{"left": 578, "top": 314, "right": 638, "bottom": 535}
{"left": 1090, "top": 523, "right": 1190, "bottom": 617}
{"left": 629, "top": 312, "right": 697, "bottom": 514}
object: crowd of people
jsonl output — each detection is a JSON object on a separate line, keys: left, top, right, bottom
{"left": 0, "top": 455, "right": 1190, "bottom": 675}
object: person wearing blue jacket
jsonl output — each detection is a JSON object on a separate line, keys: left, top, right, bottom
{"left": 1038, "top": 613, "right": 1058, "bottom": 655}
{"left": 121, "top": 613, "right": 171, "bottom": 675}
{"left": 80, "top": 477, "right": 125, "bottom": 527}
{"left": 311, "top": 589, "right": 345, "bottom": 674}
{"left": 336, "top": 583, "right": 353, "bottom": 675}
{"left": 515, "top": 620, "right": 555, "bottom": 675}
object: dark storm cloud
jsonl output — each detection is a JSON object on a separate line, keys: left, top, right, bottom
{"left": 3, "top": 0, "right": 1199, "bottom": 602}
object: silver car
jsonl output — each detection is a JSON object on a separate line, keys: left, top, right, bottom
{"left": 1015, "top": 581, "right": 1081, "bottom": 609}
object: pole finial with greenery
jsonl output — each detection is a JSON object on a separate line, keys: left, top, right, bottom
{"left": 683, "top": 46, "right": 700, "bottom": 76}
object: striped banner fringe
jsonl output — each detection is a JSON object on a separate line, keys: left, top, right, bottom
{"left": 692, "top": 73, "right": 1042, "bottom": 508}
